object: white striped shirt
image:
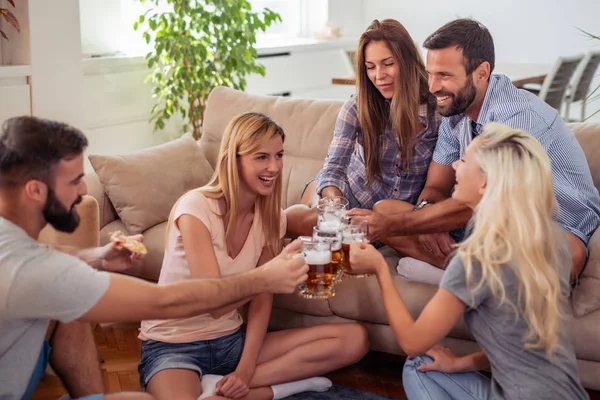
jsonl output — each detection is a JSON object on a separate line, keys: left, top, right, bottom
{"left": 433, "top": 74, "right": 600, "bottom": 245}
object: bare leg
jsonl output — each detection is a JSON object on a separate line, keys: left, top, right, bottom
{"left": 146, "top": 369, "right": 202, "bottom": 400}
{"left": 252, "top": 323, "right": 368, "bottom": 387}
{"left": 104, "top": 394, "right": 155, "bottom": 399}
{"left": 47, "top": 321, "right": 104, "bottom": 397}
{"left": 206, "top": 323, "right": 368, "bottom": 400}
{"left": 566, "top": 230, "right": 588, "bottom": 281}
{"left": 285, "top": 180, "right": 320, "bottom": 238}
{"left": 373, "top": 200, "right": 447, "bottom": 268}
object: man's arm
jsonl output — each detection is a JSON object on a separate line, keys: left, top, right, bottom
{"left": 417, "top": 161, "right": 457, "bottom": 204}
{"left": 388, "top": 198, "right": 472, "bottom": 236}
{"left": 79, "top": 251, "right": 306, "bottom": 323}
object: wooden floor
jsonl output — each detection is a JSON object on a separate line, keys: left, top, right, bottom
{"left": 32, "top": 322, "right": 600, "bottom": 399}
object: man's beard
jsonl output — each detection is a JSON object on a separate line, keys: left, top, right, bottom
{"left": 43, "top": 187, "right": 82, "bottom": 233}
{"left": 435, "top": 75, "right": 477, "bottom": 117}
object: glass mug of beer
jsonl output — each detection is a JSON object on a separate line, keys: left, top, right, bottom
{"left": 319, "top": 196, "right": 350, "bottom": 209}
{"left": 298, "top": 240, "right": 336, "bottom": 299}
{"left": 313, "top": 226, "right": 344, "bottom": 283}
{"left": 317, "top": 203, "right": 345, "bottom": 233}
{"left": 342, "top": 220, "right": 371, "bottom": 278}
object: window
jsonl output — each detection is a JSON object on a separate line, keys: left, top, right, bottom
{"left": 250, "top": 0, "right": 306, "bottom": 38}
{"left": 79, "top": 0, "right": 328, "bottom": 57}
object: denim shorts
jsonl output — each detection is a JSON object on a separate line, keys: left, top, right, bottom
{"left": 138, "top": 329, "right": 245, "bottom": 389}
{"left": 22, "top": 340, "right": 103, "bottom": 400}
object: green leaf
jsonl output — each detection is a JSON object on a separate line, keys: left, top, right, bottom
{"left": 138, "top": 0, "right": 282, "bottom": 138}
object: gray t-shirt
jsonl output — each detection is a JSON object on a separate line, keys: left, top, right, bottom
{"left": 0, "top": 218, "right": 110, "bottom": 400}
{"left": 441, "top": 243, "right": 588, "bottom": 400}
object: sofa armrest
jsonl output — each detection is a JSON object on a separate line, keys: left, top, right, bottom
{"left": 38, "top": 195, "right": 100, "bottom": 248}
{"left": 85, "top": 172, "right": 119, "bottom": 229}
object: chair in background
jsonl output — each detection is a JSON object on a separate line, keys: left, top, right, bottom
{"left": 523, "top": 54, "right": 584, "bottom": 115}
{"left": 564, "top": 51, "right": 600, "bottom": 121}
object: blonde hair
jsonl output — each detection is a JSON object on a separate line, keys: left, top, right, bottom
{"left": 167, "top": 112, "right": 285, "bottom": 258}
{"left": 458, "top": 122, "right": 566, "bottom": 356}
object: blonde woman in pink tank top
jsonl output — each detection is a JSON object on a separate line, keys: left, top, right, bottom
{"left": 138, "top": 112, "right": 369, "bottom": 400}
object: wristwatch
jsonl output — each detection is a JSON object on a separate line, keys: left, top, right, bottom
{"left": 413, "top": 199, "right": 434, "bottom": 211}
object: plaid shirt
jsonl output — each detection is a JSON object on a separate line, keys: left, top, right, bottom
{"left": 317, "top": 96, "right": 442, "bottom": 209}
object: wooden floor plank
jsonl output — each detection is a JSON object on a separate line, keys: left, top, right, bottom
{"left": 32, "top": 322, "right": 600, "bottom": 399}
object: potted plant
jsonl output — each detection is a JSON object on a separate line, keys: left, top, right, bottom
{"left": 135, "top": 0, "right": 281, "bottom": 139}
{"left": 0, "top": 0, "right": 20, "bottom": 41}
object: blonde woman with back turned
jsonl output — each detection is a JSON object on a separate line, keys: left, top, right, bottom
{"left": 138, "top": 112, "right": 368, "bottom": 400}
{"left": 349, "top": 123, "right": 589, "bottom": 399}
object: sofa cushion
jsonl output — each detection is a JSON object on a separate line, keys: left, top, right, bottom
{"left": 201, "top": 86, "right": 345, "bottom": 208}
{"left": 572, "top": 229, "right": 600, "bottom": 317}
{"left": 89, "top": 135, "right": 214, "bottom": 235}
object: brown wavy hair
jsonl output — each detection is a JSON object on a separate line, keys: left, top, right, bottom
{"left": 356, "top": 19, "right": 430, "bottom": 185}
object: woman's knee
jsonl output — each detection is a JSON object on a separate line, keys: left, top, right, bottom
{"left": 373, "top": 199, "right": 413, "bottom": 214}
{"left": 337, "top": 323, "right": 370, "bottom": 363}
{"left": 402, "top": 355, "right": 434, "bottom": 380}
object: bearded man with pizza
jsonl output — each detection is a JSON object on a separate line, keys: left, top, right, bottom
{"left": 0, "top": 116, "right": 309, "bottom": 400}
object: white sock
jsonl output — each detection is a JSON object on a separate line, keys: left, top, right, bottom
{"left": 396, "top": 257, "right": 444, "bottom": 286}
{"left": 272, "top": 376, "right": 332, "bottom": 400}
{"left": 198, "top": 374, "right": 223, "bottom": 399}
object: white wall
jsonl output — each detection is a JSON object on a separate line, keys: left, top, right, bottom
{"left": 327, "top": 0, "right": 365, "bottom": 38}
{"left": 361, "top": 0, "right": 600, "bottom": 121}
{"left": 362, "top": 0, "right": 600, "bottom": 64}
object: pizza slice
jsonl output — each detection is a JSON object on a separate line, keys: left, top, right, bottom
{"left": 108, "top": 230, "right": 148, "bottom": 256}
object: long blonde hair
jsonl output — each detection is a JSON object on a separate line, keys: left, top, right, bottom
{"left": 458, "top": 123, "right": 566, "bottom": 356}
{"left": 356, "top": 19, "right": 431, "bottom": 185}
{"left": 167, "top": 112, "right": 285, "bottom": 258}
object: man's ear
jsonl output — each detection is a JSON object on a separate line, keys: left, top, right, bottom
{"left": 475, "top": 61, "right": 491, "bottom": 84}
{"left": 23, "top": 180, "right": 48, "bottom": 203}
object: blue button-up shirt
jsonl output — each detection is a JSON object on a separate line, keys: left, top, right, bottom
{"left": 433, "top": 73, "right": 600, "bottom": 244}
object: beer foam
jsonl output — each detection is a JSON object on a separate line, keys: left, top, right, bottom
{"left": 342, "top": 231, "right": 352, "bottom": 245}
{"left": 304, "top": 249, "right": 332, "bottom": 265}
{"left": 319, "top": 219, "right": 341, "bottom": 233}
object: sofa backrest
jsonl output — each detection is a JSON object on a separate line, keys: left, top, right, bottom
{"left": 201, "top": 87, "right": 345, "bottom": 208}
{"left": 568, "top": 122, "right": 600, "bottom": 192}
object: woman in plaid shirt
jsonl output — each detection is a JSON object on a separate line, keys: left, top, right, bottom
{"left": 287, "top": 19, "right": 444, "bottom": 268}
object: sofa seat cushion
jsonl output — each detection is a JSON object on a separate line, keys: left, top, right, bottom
{"left": 572, "top": 309, "right": 600, "bottom": 362}
{"left": 273, "top": 294, "right": 334, "bottom": 317}
{"left": 572, "top": 229, "right": 600, "bottom": 317}
{"left": 329, "top": 272, "right": 473, "bottom": 342}
{"left": 89, "top": 135, "right": 214, "bottom": 235}
{"left": 101, "top": 220, "right": 167, "bottom": 282}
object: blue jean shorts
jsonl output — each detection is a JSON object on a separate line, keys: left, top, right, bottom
{"left": 138, "top": 329, "right": 246, "bottom": 389}
{"left": 22, "top": 340, "right": 104, "bottom": 400}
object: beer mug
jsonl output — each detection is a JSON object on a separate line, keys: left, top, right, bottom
{"left": 317, "top": 203, "right": 345, "bottom": 233}
{"left": 313, "top": 226, "right": 344, "bottom": 283}
{"left": 298, "top": 240, "right": 336, "bottom": 299}
{"left": 342, "top": 220, "right": 371, "bottom": 278}
{"left": 319, "top": 196, "right": 350, "bottom": 209}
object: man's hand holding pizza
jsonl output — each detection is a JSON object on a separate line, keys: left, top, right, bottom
{"left": 99, "top": 231, "right": 147, "bottom": 272}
